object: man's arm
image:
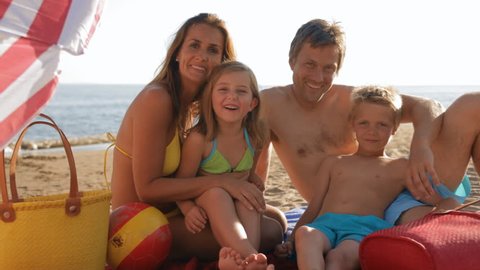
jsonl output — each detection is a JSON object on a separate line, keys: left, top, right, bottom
{"left": 400, "top": 94, "right": 445, "bottom": 200}
{"left": 256, "top": 89, "right": 274, "bottom": 182}
{"left": 255, "top": 143, "right": 272, "bottom": 182}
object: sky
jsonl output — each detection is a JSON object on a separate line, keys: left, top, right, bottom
{"left": 59, "top": 0, "right": 480, "bottom": 86}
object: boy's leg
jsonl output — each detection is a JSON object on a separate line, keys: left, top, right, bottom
{"left": 325, "top": 240, "right": 360, "bottom": 270}
{"left": 397, "top": 205, "right": 433, "bottom": 225}
{"left": 295, "top": 225, "right": 331, "bottom": 270}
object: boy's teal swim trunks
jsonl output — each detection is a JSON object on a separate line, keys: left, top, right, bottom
{"left": 384, "top": 175, "right": 471, "bottom": 225}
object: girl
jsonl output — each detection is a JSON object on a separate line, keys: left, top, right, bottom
{"left": 110, "top": 13, "right": 283, "bottom": 262}
{"left": 176, "top": 61, "right": 269, "bottom": 267}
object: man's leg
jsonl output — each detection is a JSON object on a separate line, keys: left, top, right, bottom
{"left": 398, "top": 92, "right": 480, "bottom": 225}
{"left": 432, "top": 92, "right": 480, "bottom": 188}
{"left": 473, "top": 129, "right": 480, "bottom": 174}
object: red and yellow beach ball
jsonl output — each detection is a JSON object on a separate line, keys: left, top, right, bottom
{"left": 107, "top": 202, "right": 172, "bottom": 270}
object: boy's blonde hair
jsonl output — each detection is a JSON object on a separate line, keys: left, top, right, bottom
{"left": 196, "top": 61, "right": 266, "bottom": 150}
{"left": 350, "top": 85, "right": 403, "bottom": 126}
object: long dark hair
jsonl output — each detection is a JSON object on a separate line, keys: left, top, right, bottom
{"left": 149, "top": 13, "right": 236, "bottom": 133}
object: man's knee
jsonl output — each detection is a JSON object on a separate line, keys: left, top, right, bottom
{"left": 473, "top": 133, "right": 480, "bottom": 174}
{"left": 447, "top": 92, "right": 480, "bottom": 122}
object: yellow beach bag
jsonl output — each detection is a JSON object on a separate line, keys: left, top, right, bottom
{"left": 0, "top": 114, "right": 111, "bottom": 270}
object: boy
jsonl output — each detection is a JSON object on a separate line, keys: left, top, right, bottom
{"left": 276, "top": 86, "right": 457, "bottom": 269}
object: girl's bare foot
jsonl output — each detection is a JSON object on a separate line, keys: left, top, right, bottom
{"left": 219, "top": 247, "right": 243, "bottom": 270}
{"left": 243, "top": 253, "right": 274, "bottom": 270}
{"left": 218, "top": 248, "right": 274, "bottom": 270}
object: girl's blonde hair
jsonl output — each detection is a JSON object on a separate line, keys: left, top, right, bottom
{"left": 196, "top": 61, "right": 266, "bottom": 150}
{"left": 350, "top": 85, "right": 403, "bottom": 126}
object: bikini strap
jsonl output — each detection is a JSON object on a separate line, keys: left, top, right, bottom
{"left": 200, "top": 138, "right": 217, "bottom": 166}
{"left": 243, "top": 128, "right": 254, "bottom": 153}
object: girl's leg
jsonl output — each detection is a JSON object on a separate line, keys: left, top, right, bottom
{"left": 235, "top": 199, "right": 261, "bottom": 250}
{"left": 195, "top": 187, "right": 257, "bottom": 258}
{"left": 295, "top": 225, "right": 331, "bottom": 270}
{"left": 325, "top": 240, "right": 360, "bottom": 270}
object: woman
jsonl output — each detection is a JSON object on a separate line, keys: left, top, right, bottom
{"left": 110, "top": 13, "right": 283, "bottom": 261}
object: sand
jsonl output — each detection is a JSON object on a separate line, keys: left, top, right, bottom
{"left": 3, "top": 124, "right": 479, "bottom": 212}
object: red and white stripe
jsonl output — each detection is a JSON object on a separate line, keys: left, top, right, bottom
{"left": 0, "top": 0, "right": 105, "bottom": 150}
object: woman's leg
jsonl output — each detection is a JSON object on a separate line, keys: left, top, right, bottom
{"left": 167, "top": 214, "right": 220, "bottom": 261}
{"left": 264, "top": 204, "right": 288, "bottom": 233}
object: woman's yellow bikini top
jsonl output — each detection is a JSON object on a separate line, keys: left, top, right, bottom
{"left": 113, "top": 129, "right": 180, "bottom": 176}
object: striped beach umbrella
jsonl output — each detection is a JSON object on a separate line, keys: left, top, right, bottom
{"left": 0, "top": 0, "right": 105, "bottom": 150}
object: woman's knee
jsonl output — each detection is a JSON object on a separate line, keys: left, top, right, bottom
{"left": 264, "top": 204, "right": 288, "bottom": 233}
{"left": 259, "top": 215, "right": 284, "bottom": 253}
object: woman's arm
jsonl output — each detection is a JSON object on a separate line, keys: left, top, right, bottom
{"left": 128, "top": 89, "right": 265, "bottom": 210}
{"left": 175, "top": 131, "right": 206, "bottom": 214}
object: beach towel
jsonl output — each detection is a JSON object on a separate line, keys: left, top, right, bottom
{"left": 284, "top": 207, "right": 306, "bottom": 238}
{"left": 149, "top": 208, "right": 306, "bottom": 270}
{"left": 158, "top": 254, "right": 297, "bottom": 270}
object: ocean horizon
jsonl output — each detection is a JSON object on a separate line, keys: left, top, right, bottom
{"left": 15, "top": 83, "right": 480, "bottom": 145}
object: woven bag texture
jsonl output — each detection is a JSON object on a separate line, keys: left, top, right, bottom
{"left": 1, "top": 115, "right": 112, "bottom": 270}
{"left": 0, "top": 190, "right": 111, "bottom": 269}
{"left": 360, "top": 210, "right": 480, "bottom": 270}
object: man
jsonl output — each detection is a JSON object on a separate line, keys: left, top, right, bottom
{"left": 257, "top": 18, "right": 480, "bottom": 225}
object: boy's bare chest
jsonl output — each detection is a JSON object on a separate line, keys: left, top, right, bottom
{"left": 330, "top": 161, "right": 404, "bottom": 198}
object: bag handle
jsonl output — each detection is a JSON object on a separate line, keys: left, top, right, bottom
{"left": 1, "top": 114, "right": 81, "bottom": 223}
{"left": 453, "top": 197, "right": 480, "bottom": 211}
{"left": 0, "top": 150, "right": 14, "bottom": 222}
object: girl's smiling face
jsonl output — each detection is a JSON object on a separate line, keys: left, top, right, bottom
{"left": 211, "top": 70, "right": 258, "bottom": 124}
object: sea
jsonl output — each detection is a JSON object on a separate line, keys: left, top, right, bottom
{"left": 21, "top": 83, "right": 480, "bottom": 144}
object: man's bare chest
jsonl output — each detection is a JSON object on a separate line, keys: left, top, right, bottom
{"left": 270, "top": 110, "right": 356, "bottom": 157}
